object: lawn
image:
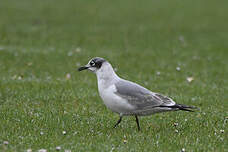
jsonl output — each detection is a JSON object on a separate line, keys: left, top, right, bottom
{"left": 0, "top": 0, "right": 227, "bottom": 151}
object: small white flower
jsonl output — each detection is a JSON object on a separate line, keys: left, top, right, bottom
{"left": 175, "top": 129, "right": 179, "bottom": 133}
{"left": 156, "top": 71, "right": 161, "bottom": 75}
{"left": 174, "top": 122, "right": 178, "bottom": 127}
{"left": 18, "top": 76, "right": 23, "bottom": 80}
{"left": 40, "top": 131, "right": 44, "bottom": 135}
{"left": 38, "top": 149, "right": 47, "bottom": 152}
{"left": 66, "top": 73, "right": 71, "bottom": 80}
{"left": 73, "top": 131, "right": 78, "bottom": 135}
{"left": 27, "top": 149, "right": 32, "bottom": 152}
{"left": 176, "top": 67, "right": 181, "bottom": 71}
{"left": 191, "top": 97, "right": 196, "bottom": 101}
{"left": 56, "top": 146, "right": 61, "bottom": 151}
{"left": 220, "top": 130, "right": 224, "bottom": 133}
{"left": 123, "top": 139, "right": 127, "bottom": 144}
{"left": 187, "top": 77, "right": 194, "bottom": 83}
{"left": 110, "top": 147, "right": 115, "bottom": 152}
{"left": 3, "top": 141, "right": 9, "bottom": 145}
{"left": 181, "top": 148, "right": 185, "bottom": 152}
{"left": 62, "top": 130, "right": 67, "bottom": 135}
{"left": 75, "top": 47, "right": 81, "bottom": 53}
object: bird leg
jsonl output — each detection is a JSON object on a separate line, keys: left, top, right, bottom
{"left": 113, "top": 116, "right": 122, "bottom": 128}
{"left": 135, "top": 115, "right": 140, "bottom": 131}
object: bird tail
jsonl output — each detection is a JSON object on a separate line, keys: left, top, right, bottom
{"left": 171, "top": 104, "right": 197, "bottom": 112}
{"left": 159, "top": 104, "right": 197, "bottom": 112}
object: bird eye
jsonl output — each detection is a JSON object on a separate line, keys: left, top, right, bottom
{"left": 90, "top": 61, "right": 95, "bottom": 66}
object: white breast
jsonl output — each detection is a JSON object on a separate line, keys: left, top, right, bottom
{"left": 98, "top": 84, "right": 135, "bottom": 114}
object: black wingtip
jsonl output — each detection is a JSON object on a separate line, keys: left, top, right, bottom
{"left": 158, "top": 104, "right": 198, "bottom": 112}
{"left": 174, "top": 104, "right": 198, "bottom": 112}
{"left": 178, "top": 107, "right": 195, "bottom": 112}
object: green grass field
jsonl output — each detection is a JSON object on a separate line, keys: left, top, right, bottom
{"left": 0, "top": 0, "right": 227, "bottom": 151}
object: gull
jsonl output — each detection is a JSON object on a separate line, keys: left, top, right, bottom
{"left": 78, "top": 57, "right": 196, "bottom": 130}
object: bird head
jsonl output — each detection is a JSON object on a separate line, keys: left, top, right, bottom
{"left": 78, "top": 57, "right": 107, "bottom": 73}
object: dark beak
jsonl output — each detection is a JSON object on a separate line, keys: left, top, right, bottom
{"left": 78, "top": 66, "right": 89, "bottom": 71}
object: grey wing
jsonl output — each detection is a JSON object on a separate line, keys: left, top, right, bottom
{"left": 114, "top": 79, "right": 176, "bottom": 110}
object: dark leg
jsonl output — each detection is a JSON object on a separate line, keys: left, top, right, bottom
{"left": 135, "top": 115, "right": 140, "bottom": 131}
{"left": 113, "top": 116, "right": 123, "bottom": 128}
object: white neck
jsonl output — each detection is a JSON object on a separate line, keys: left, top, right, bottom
{"left": 96, "top": 62, "right": 119, "bottom": 88}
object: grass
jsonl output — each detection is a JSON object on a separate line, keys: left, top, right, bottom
{"left": 0, "top": 0, "right": 227, "bottom": 151}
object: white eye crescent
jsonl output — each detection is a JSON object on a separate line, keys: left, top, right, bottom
{"left": 90, "top": 61, "right": 95, "bottom": 66}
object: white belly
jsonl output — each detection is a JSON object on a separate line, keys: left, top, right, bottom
{"left": 98, "top": 84, "right": 135, "bottom": 114}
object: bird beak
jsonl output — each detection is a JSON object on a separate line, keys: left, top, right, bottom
{"left": 78, "top": 65, "right": 89, "bottom": 71}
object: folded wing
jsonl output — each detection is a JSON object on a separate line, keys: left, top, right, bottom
{"left": 114, "top": 79, "right": 176, "bottom": 110}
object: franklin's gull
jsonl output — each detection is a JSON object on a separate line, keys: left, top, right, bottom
{"left": 78, "top": 57, "right": 196, "bottom": 130}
